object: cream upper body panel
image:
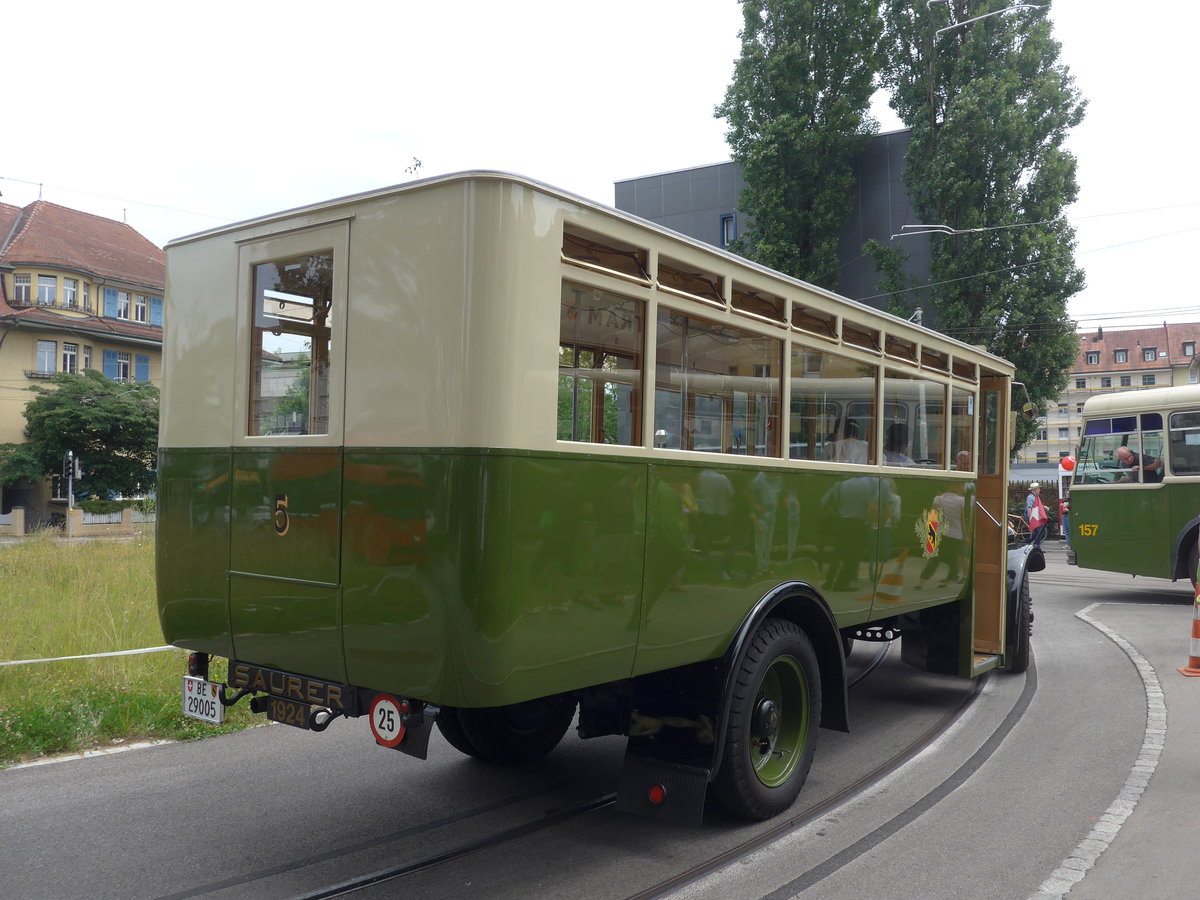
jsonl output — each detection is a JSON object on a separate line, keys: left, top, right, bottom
{"left": 160, "top": 171, "right": 1012, "bottom": 453}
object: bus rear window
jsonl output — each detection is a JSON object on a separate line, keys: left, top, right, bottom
{"left": 249, "top": 252, "right": 333, "bottom": 436}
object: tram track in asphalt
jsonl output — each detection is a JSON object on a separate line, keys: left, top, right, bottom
{"left": 152, "top": 642, "right": 908, "bottom": 900}
{"left": 227, "top": 643, "right": 906, "bottom": 900}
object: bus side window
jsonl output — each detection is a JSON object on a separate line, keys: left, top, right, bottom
{"left": 1142, "top": 431, "right": 1164, "bottom": 482}
{"left": 559, "top": 283, "right": 644, "bottom": 446}
{"left": 1169, "top": 411, "right": 1200, "bottom": 475}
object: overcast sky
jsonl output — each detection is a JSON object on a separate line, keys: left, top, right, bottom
{"left": 4, "top": 1, "right": 1195, "bottom": 330}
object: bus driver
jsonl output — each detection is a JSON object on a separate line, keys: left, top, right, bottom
{"left": 1115, "top": 445, "right": 1163, "bottom": 483}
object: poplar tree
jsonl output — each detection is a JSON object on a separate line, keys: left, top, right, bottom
{"left": 716, "top": 0, "right": 882, "bottom": 289}
{"left": 878, "top": 0, "right": 1086, "bottom": 438}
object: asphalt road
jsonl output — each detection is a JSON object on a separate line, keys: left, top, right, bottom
{"left": 2, "top": 545, "right": 1194, "bottom": 899}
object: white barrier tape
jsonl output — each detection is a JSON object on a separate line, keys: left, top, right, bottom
{"left": 0, "top": 645, "right": 177, "bottom": 667}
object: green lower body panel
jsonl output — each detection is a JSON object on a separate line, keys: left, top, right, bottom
{"left": 157, "top": 447, "right": 975, "bottom": 706}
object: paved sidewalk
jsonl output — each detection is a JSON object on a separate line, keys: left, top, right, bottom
{"left": 1054, "top": 574, "right": 1199, "bottom": 898}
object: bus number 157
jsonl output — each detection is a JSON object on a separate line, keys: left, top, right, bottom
{"left": 1078, "top": 524, "right": 1099, "bottom": 537}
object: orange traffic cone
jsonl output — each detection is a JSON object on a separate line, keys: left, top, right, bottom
{"left": 1178, "top": 579, "right": 1200, "bottom": 677}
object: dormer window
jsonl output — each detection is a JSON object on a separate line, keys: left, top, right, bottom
{"left": 1086, "top": 351, "right": 1099, "bottom": 365}
{"left": 1114, "top": 349, "right": 1128, "bottom": 363}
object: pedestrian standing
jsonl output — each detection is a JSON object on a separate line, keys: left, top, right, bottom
{"left": 1059, "top": 490, "right": 1070, "bottom": 548}
{"left": 1025, "top": 482, "right": 1048, "bottom": 549}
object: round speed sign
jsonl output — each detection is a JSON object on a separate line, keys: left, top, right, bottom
{"left": 369, "top": 694, "right": 408, "bottom": 748}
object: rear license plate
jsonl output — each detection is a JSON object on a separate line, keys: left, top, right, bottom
{"left": 182, "top": 676, "right": 224, "bottom": 724}
{"left": 262, "top": 696, "right": 314, "bottom": 730}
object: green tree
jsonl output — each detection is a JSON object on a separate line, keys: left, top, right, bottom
{"left": 0, "top": 370, "right": 159, "bottom": 497}
{"left": 878, "top": 0, "right": 1086, "bottom": 444}
{"left": 716, "top": 0, "right": 882, "bottom": 288}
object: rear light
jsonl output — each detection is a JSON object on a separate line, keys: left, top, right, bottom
{"left": 647, "top": 784, "right": 667, "bottom": 806}
{"left": 187, "top": 652, "right": 209, "bottom": 678}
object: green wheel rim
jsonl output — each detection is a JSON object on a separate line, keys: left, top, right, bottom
{"left": 749, "top": 654, "right": 810, "bottom": 788}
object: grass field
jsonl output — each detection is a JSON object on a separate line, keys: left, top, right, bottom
{"left": 0, "top": 533, "right": 253, "bottom": 767}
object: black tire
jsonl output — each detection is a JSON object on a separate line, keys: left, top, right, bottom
{"left": 711, "top": 618, "right": 820, "bottom": 821}
{"left": 1005, "top": 573, "right": 1033, "bottom": 673}
{"left": 438, "top": 694, "right": 576, "bottom": 765}
{"left": 434, "top": 707, "right": 479, "bottom": 757}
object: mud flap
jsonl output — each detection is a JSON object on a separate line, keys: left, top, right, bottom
{"left": 615, "top": 749, "right": 710, "bottom": 826}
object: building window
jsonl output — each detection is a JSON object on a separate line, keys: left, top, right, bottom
{"left": 37, "top": 275, "right": 57, "bottom": 306}
{"left": 1036, "top": 452, "right": 1049, "bottom": 463}
{"left": 62, "top": 343, "right": 78, "bottom": 374}
{"left": 1114, "top": 349, "right": 1128, "bottom": 363}
{"left": 63, "top": 278, "right": 78, "bottom": 308}
{"left": 1185, "top": 342, "right": 1196, "bottom": 357}
{"left": 116, "top": 352, "right": 131, "bottom": 382}
{"left": 1037, "top": 428, "right": 1047, "bottom": 441}
{"left": 82, "top": 345, "right": 92, "bottom": 371}
{"left": 719, "top": 214, "right": 736, "bottom": 249}
{"left": 1143, "top": 373, "right": 1155, "bottom": 386}
{"left": 13, "top": 274, "right": 31, "bottom": 304}
{"left": 1085, "top": 352, "right": 1099, "bottom": 365}
{"left": 1120, "top": 375, "right": 1131, "bottom": 387}
{"left": 116, "top": 291, "right": 131, "bottom": 319}
{"left": 1100, "top": 376, "right": 1111, "bottom": 388}
{"left": 1076, "top": 403, "right": 1084, "bottom": 413}
{"left": 1058, "top": 427, "right": 1069, "bottom": 439}
{"left": 82, "top": 283, "right": 91, "bottom": 312}
{"left": 134, "top": 295, "right": 148, "bottom": 323}
{"left": 1143, "top": 347, "right": 1157, "bottom": 362}
{"left": 1075, "top": 377, "right": 1086, "bottom": 389}
{"left": 36, "top": 340, "right": 56, "bottom": 374}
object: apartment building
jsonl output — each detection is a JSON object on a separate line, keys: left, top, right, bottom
{"left": 0, "top": 200, "right": 164, "bottom": 527}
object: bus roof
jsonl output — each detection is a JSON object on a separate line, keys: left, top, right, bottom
{"left": 1082, "top": 383, "right": 1200, "bottom": 417}
{"left": 166, "top": 169, "right": 1011, "bottom": 371}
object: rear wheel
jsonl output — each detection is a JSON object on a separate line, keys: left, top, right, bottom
{"left": 711, "top": 618, "right": 820, "bottom": 820}
{"left": 437, "top": 694, "right": 577, "bottom": 765}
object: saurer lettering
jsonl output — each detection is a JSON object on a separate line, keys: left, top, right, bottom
{"left": 231, "top": 663, "right": 346, "bottom": 710}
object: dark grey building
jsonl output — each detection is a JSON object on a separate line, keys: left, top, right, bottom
{"left": 613, "top": 129, "right": 931, "bottom": 316}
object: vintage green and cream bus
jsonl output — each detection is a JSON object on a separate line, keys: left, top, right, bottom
{"left": 1069, "top": 383, "right": 1200, "bottom": 585}
{"left": 158, "top": 171, "right": 1041, "bottom": 824}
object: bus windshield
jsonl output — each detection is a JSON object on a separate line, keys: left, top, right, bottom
{"left": 1074, "top": 413, "right": 1164, "bottom": 485}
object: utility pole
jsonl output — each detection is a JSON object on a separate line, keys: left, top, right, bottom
{"left": 64, "top": 451, "right": 77, "bottom": 538}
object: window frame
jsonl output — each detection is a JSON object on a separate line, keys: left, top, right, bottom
{"left": 36, "top": 340, "right": 57, "bottom": 374}
{"left": 235, "top": 219, "right": 350, "bottom": 448}
{"left": 13, "top": 273, "right": 31, "bottom": 304}
{"left": 37, "top": 275, "right": 57, "bottom": 306}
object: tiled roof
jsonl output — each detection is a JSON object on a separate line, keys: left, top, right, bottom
{"left": 0, "top": 304, "right": 161, "bottom": 343}
{"left": 1075, "top": 323, "right": 1200, "bottom": 371}
{"left": 0, "top": 203, "right": 22, "bottom": 253}
{"left": 0, "top": 201, "right": 164, "bottom": 289}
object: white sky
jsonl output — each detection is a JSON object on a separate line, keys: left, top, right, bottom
{"left": 4, "top": 0, "right": 1196, "bottom": 330}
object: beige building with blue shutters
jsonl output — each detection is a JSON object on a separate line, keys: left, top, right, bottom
{"left": 0, "top": 200, "right": 164, "bottom": 528}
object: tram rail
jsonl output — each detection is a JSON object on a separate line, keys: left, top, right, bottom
{"left": 185, "top": 642, "right": 974, "bottom": 900}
